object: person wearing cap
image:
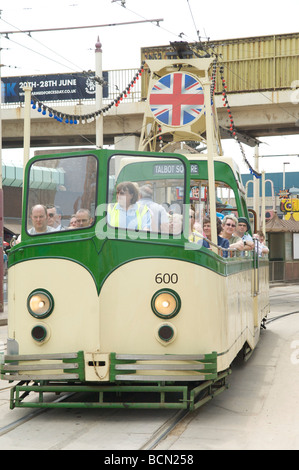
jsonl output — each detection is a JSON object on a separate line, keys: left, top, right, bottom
{"left": 234, "top": 217, "right": 254, "bottom": 251}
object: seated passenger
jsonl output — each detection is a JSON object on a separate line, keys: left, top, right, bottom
{"left": 16, "top": 204, "right": 55, "bottom": 243}
{"left": 28, "top": 204, "right": 55, "bottom": 235}
{"left": 189, "top": 207, "right": 203, "bottom": 243}
{"left": 253, "top": 230, "right": 269, "bottom": 256}
{"left": 68, "top": 214, "right": 77, "bottom": 229}
{"left": 138, "top": 184, "right": 169, "bottom": 232}
{"left": 75, "top": 209, "right": 93, "bottom": 228}
{"left": 108, "top": 182, "right": 151, "bottom": 230}
{"left": 47, "top": 204, "right": 64, "bottom": 231}
{"left": 234, "top": 217, "right": 254, "bottom": 251}
{"left": 202, "top": 216, "right": 229, "bottom": 257}
{"left": 221, "top": 214, "right": 244, "bottom": 251}
{"left": 169, "top": 213, "right": 183, "bottom": 235}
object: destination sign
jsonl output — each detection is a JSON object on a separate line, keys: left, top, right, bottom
{"left": 1, "top": 72, "right": 108, "bottom": 103}
{"left": 153, "top": 163, "right": 199, "bottom": 175}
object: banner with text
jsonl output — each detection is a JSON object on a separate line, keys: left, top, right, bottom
{"left": 1, "top": 72, "right": 108, "bottom": 103}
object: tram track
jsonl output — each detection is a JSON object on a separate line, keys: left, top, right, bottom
{"left": 268, "top": 287, "right": 299, "bottom": 324}
{"left": 140, "top": 409, "right": 191, "bottom": 450}
{"left": 266, "top": 310, "right": 299, "bottom": 324}
{"left": 0, "top": 392, "right": 76, "bottom": 438}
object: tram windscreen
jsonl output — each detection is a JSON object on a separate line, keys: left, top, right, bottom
{"left": 107, "top": 155, "right": 185, "bottom": 235}
{"left": 26, "top": 154, "right": 97, "bottom": 234}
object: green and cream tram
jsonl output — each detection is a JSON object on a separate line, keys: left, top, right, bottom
{"left": 1, "top": 148, "right": 269, "bottom": 409}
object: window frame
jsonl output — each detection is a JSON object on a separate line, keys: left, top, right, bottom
{"left": 25, "top": 153, "right": 99, "bottom": 237}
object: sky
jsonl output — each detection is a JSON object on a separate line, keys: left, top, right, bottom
{"left": 0, "top": 0, "right": 299, "bottom": 176}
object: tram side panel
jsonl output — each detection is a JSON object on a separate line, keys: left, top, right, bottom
{"left": 221, "top": 267, "right": 255, "bottom": 369}
{"left": 99, "top": 258, "right": 254, "bottom": 373}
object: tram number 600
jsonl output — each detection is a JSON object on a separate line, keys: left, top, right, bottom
{"left": 155, "top": 273, "right": 178, "bottom": 284}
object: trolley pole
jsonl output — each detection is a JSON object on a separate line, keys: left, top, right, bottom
{"left": 95, "top": 36, "right": 103, "bottom": 148}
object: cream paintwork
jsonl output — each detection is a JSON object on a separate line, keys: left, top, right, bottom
{"left": 8, "top": 259, "right": 100, "bottom": 355}
{"left": 8, "top": 257, "right": 269, "bottom": 378}
{"left": 99, "top": 258, "right": 269, "bottom": 372}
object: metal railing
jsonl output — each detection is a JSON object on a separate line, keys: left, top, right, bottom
{"left": 1, "top": 68, "right": 141, "bottom": 110}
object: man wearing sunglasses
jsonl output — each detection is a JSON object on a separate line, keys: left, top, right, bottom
{"left": 47, "top": 205, "right": 64, "bottom": 231}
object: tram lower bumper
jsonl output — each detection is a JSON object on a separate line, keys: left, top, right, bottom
{"left": 1, "top": 350, "right": 231, "bottom": 409}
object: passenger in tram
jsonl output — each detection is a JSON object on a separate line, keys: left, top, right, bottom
{"left": 108, "top": 182, "right": 151, "bottom": 230}
{"left": 253, "top": 230, "right": 269, "bottom": 256}
{"left": 47, "top": 204, "right": 64, "bottom": 231}
{"left": 28, "top": 204, "right": 55, "bottom": 234}
{"left": 68, "top": 214, "right": 77, "bottom": 229}
{"left": 221, "top": 214, "right": 244, "bottom": 251}
{"left": 138, "top": 184, "right": 169, "bottom": 232}
{"left": 168, "top": 213, "right": 183, "bottom": 235}
{"left": 167, "top": 202, "right": 185, "bottom": 235}
{"left": 202, "top": 216, "right": 229, "bottom": 257}
{"left": 75, "top": 209, "right": 93, "bottom": 228}
{"left": 16, "top": 204, "right": 55, "bottom": 243}
{"left": 234, "top": 217, "right": 254, "bottom": 252}
{"left": 188, "top": 206, "right": 203, "bottom": 243}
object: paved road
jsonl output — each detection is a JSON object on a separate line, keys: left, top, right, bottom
{"left": 156, "top": 283, "right": 299, "bottom": 450}
{"left": 0, "top": 283, "right": 298, "bottom": 450}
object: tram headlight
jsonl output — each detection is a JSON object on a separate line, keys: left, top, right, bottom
{"left": 27, "top": 289, "right": 54, "bottom": 319}
{"left": 151, "top": 289, "right": 181, "bottom": 319}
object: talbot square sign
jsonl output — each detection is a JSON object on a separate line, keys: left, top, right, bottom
{"left": 1, "top": 72, "right": 108, "bottom": 103}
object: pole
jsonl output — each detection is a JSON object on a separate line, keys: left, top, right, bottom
{"left": 95, "top": 37, "right": 103, "bottom": 148}
{"left": 23, "top": 85, "right": 32, "bottom": 203}
{"left": 283, "top": 162, "right": 290, "bottom": 190}
{"left": 254, "top": 145, "right": 260, "bottom": 228}
{"left": 261, "top": 171, "right": 266, "bottom": 235}
{"left": 203, "top": 79, "right": 217, "bottom": 251}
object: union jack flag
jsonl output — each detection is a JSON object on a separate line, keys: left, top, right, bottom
{"left": 149, "top": 72, "right": 204, "bottom": 127}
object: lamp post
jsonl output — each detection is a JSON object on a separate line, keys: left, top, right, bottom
{"left": 283, "top": 162, "right": 290, "bottom": 190}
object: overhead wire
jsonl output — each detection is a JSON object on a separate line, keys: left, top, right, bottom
{"left": 113, "top": 0, "right": 199, "bottom": 43}
{"left": 0, "top": 16, "right": 89, "bottom": 73}
{"left": 186, "top": 0, "right": 200, "bottom": 41}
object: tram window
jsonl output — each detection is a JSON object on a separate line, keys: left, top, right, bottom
{"left": 190, "top": 180, "right": 236, "bottom": 223}
{"left": 26, "top": 154, "right": 98, "bottom": 235}
{"left": 107, "top": 154, "right": 185, "bottom": 235}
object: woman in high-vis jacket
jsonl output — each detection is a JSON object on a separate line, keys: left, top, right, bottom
{"left": 108, "top": 181, "right": 151, "bottom": 231}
